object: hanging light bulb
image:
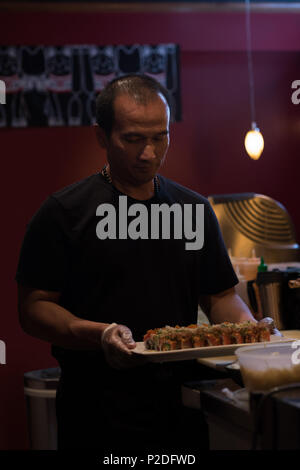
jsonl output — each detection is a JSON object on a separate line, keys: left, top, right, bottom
{"left": 244, "top": 121, "right": 264, "bottom": 160}
{"left": 244, "top": 0, "right": 264, "bottom": 160}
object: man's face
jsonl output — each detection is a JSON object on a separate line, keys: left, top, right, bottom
{"left": 103, "top": 92, "right": 170, "bottom": 185}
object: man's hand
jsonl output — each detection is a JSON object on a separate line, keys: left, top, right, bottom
{"left": 101, "top": 323, "right": 146, "bottom": 369}
{"left": 257, "top": 317, "right": 282, "bottom": 337}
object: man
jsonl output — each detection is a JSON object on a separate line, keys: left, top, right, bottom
{"left": 16, "top": 74, "right": 256, "bottom": 452}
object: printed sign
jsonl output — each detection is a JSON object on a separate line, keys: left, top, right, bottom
{"left": 0, "top": 44, "right": 180, "bottom": 127}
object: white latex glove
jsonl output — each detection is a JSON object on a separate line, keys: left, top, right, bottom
{"left": 258, "top": 317, "right": 282, "bottom": 336}
{"left": 101, "top": 323, "right": 145, "bottom": 369}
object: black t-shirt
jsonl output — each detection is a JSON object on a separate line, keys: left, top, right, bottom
{"left": 16, "top": 173, "right": 238, "bottom": 369}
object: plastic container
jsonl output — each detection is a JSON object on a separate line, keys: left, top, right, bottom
{"left": 238, "top": 258, "right": 261, "bottom": 281}
{"left": 235, "top": 343, "right": 300, "bottom": 392}
{"left": 228, "top": 249, "right": 260, "bottom": 281}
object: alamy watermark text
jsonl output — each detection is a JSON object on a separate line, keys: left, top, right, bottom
{"left": 291, "top": 340, "right": 300, "bottom": 365}
{"left": 291, "top": 80, "right": 300, "bottom": 105}
{"left": 96, "top": 196, "right": 204, "bottom": 251}
{"left": 0, "top": 80, "right": 6, "bottom": 105}
{"left": 0, "top": 340, "right": 6, "bottom": 365}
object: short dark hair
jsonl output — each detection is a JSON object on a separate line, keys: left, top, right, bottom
{"left": 95, "top": 74, "right": 172, "bottom": 136}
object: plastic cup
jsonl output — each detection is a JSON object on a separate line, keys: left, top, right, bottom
{"left": 238, "top": 258, "right": 260, "bottom": 281}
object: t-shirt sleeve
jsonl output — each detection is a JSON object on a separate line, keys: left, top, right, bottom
{"left": 197, "top": 200, "right": 238, "bottom": 295}
{"left": 15, "top": 196, "right": 69, "bottom": 291}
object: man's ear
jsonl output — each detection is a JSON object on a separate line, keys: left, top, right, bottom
{"left": 93, "top": 123, "right": 108, "bottom": 149}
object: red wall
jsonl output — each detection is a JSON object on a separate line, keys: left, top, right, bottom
{"left": 1, "top": 8, "right": 300, "bottom": 449}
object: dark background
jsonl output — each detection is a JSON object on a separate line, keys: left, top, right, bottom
{"left": 0, "top": 3, "right": 300, "bottom": 449}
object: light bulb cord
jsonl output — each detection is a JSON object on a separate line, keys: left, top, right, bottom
{"left": 245, "top": 0, "right": 256, "bottom": 126}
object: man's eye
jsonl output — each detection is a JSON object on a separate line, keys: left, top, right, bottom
{"left": 125, "top": 137, "right": 143, "bottom": 143}
{"left": 124, "top": 134, "right": 167, "bottom": 143}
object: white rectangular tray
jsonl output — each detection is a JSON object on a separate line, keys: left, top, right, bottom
{"left": 132, "top": 335, "right": 294, "bottom": 363}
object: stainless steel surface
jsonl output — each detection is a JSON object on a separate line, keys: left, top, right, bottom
{"left": 24, "top": 368, "right": 60, "bottom": 450}
{"left": 208, "top": 193, "right": 300, "bottom": 263}
{"left": 259, "top": 281, "right": 284, "bottom": 329}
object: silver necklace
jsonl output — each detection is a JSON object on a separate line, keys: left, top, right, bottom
{"left": 101, "top": 164, "right": 160, "bottom": 197}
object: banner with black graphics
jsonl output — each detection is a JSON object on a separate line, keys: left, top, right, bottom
{"left": 0, "top": 44, "right": 180, "bottom": 128}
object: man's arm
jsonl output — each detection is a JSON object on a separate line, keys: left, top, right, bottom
{"left": 200, "top": 287, "right": 256, "bottom": 324}
{"left": 18, "top": 285, "right": 112, "bottom": 349}
{"left": 18, "top": 285, "right": 141, "bottom": 368}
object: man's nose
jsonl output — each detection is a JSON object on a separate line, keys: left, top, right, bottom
{"left": 140, "top": 143, "right": 156, "bottom": 160}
